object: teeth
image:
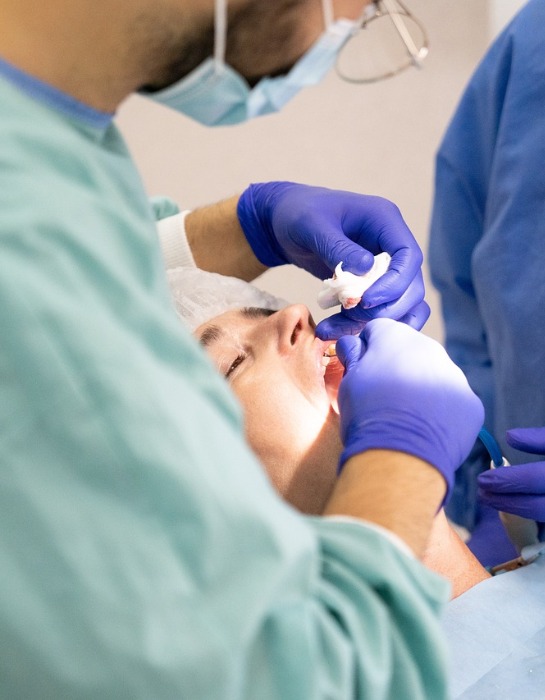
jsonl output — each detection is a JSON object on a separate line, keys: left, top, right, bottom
{"left": 321, "top": 343, "right": 337, "bottom": 368}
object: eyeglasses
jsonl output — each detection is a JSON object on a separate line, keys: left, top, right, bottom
{"left": 336, "top": 0, "right": 429, "bottom": 84}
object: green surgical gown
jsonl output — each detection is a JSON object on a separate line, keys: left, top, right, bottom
{"left": 0, "top": 64, "right": 450, "bottom": 699}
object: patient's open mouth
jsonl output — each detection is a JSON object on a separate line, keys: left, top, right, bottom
{"left": 324, "top": 358, "right": 342, "bottom": 416}
{"left": 321, "top": 343, "right": 337, "bottom": 368}
{"left": 323, "top": 343, "right": 342, "bottom": 402}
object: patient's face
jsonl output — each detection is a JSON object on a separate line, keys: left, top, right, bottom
{"left": 194, "top": 305, "right": 343, "bottom": 514}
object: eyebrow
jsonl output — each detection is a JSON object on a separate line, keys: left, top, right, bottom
{"left": 199, "top": 324, "right": 224, "bottom": 348}
{"left": 240, "top": 307, "right": 277, "bottom": 320}
{"left": 198, "top": 308, "right": 276, "bottom": 349}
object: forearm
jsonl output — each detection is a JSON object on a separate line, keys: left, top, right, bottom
{"left": 185, "top": 196, "right": 267, "bottom": 281}
{"left": 324, "top": 450, "right": 445, "bottom": 558}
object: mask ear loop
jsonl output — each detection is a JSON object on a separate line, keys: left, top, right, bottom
{"left": 214, "top": 0, "right": 227, "bottom": 74}
{"left": 322, "top": 0, "right": 334, "bottom": 29}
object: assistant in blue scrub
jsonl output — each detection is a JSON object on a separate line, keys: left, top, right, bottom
{"left": 429, "top": 0, "right": 545, "bottom": 560}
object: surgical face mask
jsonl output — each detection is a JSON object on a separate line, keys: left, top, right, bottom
{"left": 142, "top": 0, "right": 359, "bottom": 126}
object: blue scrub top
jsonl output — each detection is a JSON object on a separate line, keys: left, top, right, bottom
{"left": 429, "top": 0, "right": 545, "bottom": 530}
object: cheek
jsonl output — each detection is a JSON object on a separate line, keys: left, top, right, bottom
{"left": 240, "top": 381, "right": 309, "bottom": 452}
{"left": 244, "top": 389, "right": 342, "bottom": 514}
{"left": 234, "top": 374, "right": 331, "bottom": 476}
{"left": 233, "top": 371, "right": 342, "bottom": 514}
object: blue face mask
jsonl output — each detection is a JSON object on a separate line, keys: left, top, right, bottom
{"left": 142, "top": 0, "right": 359, "bottom": 127}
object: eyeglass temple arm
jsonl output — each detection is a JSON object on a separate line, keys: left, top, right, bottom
{"left": 381, "top": 0, "right": 428, "bottom": 67}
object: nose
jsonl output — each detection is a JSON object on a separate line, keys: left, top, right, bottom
{"left": 274, "top": 304, "right": 315, "bottom": 354}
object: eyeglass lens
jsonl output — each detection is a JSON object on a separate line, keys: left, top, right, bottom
{"left": 336, "top": 4, "right": 428, "bottom": 84}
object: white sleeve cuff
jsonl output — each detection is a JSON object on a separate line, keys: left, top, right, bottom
{"left": 156, "top": 210, "right": 196, "bottom": 270}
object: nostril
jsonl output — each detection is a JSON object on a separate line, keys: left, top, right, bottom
{"left": 290, "top": 320, "right": 302, "bottom": 345}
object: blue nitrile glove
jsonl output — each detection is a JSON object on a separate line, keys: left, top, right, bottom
{"left": 336, "top": 319, "right": 484, "bottom": 501}
{"left": 237, "top": 182, "right": 426, "bottom": 338}
{"left": 478, "top": 427, "right": 545, "bottom": 522}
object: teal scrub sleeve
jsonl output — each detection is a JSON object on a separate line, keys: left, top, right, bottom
{"left": 0, "top": 230, "right": 450, "bottom": 699}
{"left": 150, "top": 195, "right": 181, "bottom": 221}
{"left": 149, "top": 196, "right": 180, "bottom": 221}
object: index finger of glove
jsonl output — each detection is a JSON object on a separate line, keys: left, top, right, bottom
{"left": 506, "top": 427, "right": 545, "bottom": 455}
{"left": 316, "top": 312, "right": 369, "bottom": 340}
{"left": 322, "top": 195, "right": 421, "bottom": 280}
{"left": 361, "top": 247, "right": 423, "bottom": 308}
{"left": 398, "top": 300, "right": 430, "bottom": 331}
{"left": 335, "top": 334, "right": 365, "bottom": 371}
{"left": 477, "top": 490, "right": 545, "bottom": 521}
{"left": 477, "top": 461, "right": 545, "bottom": 494}
{"left": 315, "top": 229, "right": 375, "bottom": 278}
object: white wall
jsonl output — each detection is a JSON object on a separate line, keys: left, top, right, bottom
{"left": 490, "top": 0, "right": 526, "bottom": 34}
{"left": 117, "top": 1, "right": 521, "bottom": 342}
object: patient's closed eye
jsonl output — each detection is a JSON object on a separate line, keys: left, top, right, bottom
{"left": 226, "top": 353, "right": 246, "bottom": 379}
{"left": 241, "top": 307, "right": 277, "bottom": 320}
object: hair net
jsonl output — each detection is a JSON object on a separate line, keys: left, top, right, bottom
{"left": 167, "top": 266, "right": 288, "bottom": 331}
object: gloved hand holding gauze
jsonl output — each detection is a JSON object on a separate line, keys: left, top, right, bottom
{"left": 318, "top": 253, "right": 391, "bottom": 310}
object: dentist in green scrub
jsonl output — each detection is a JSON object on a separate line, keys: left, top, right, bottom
{"left": 0, "top": 1, "right": 483, "bottom": 698}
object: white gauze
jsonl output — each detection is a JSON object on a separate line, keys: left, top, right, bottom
{"left": 167, "top": 267, "right": 287, "bottom": 331}
{"left": 317, "top": 252, "right": 391, "bottom": 310}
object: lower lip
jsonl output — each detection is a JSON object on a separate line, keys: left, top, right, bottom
{"left": 324, "top": 353, "right": 341, "bottom": 388}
